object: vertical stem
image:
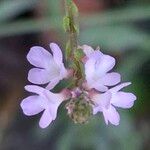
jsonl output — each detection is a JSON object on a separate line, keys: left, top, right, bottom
{"left": 64, "top": 0, "right": 78, "bottom": 59}
{"left": 64, "top": 0, "right": 83, "bottom": 86}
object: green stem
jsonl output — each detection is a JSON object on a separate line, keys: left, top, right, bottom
{"left": 64, "top": 0, "right": 83, "bottom": 86}
{"left": 64, "top": 0, "right": 78, "bottom": 59}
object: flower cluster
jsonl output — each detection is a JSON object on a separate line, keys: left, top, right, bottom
{"left": 20, "top": 43, "right": 136, "bottom": 128}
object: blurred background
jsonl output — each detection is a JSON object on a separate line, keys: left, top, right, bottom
{"left": 0, "top": 0, "right": 150, "bottom": 150}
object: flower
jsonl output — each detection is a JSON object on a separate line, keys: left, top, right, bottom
{"left": 90, "top": 82, "right": 136, "bottom": 125}
{"left": 20, "top": 85, "right": 70, "bottom": 128}
{"left": 82, "top": 45, "right": 121, "bottom": 92}
{"left": 27, "top": 43, "right": 68, "bottom": 90}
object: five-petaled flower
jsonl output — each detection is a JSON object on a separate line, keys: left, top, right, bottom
{"left": 20, "top": 85, "right": 70, "bottom": 128}
{"left": 90, "top": 82, "right": 136, "bottom": 125}
{"left": 82, "top": 45, "right": 121, "bottom": 92}
{"left": 27, "top": 43, "right": 68, "bottom": 90}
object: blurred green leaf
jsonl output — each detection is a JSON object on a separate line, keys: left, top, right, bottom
{"left": 0, "top": 0, "right": 39, "bottom": 22}
{"left": 80, "top": 25, "right": 150, "bottom": 52}
{"left": 0, "top": 17, "right": 62, "bottom": 37}
{"left": 82, "top": 5, "right": 150, "bottom": 26}
{"left": 0, "top": 5, "right": 150, "bottom": 37}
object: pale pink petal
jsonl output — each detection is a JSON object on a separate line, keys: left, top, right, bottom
{"left": 44, "top": 90, "right": 71, "bottom": 120}
{"left": 43, "top": 89, "right": 66, "bottom": 104}
{"left": 91, "top": 92, "right": 111, "bottom": 109}
{"left": 25, "top": 85, "right": 45, "bottom": 95}
{"left": 50, "top": 43, "right": 63, "bottom": 66}
{"left": 25, "top": 85, "right": 67, "bottom": 104}
{"left": 48, "top": 105, "right": 59, "bottom": 120}
{"left": 103, "top": 105, "right": 120, "bottom": 126}
{"left": 102, "top": 109, "right": 109, "bottom": 125}
{"left": 92, "top": 83, "right": 108, "bottom": 92}
{"left": 28, "top": 68, "right": 52, "bottom": 84}
{"left": 93, "top": 106, "right": 102, "bottom": 115}
{"left": 27, "top": 46, "right": 52, "bottom": 68}
{"left": 20, "top": 96, "right": 44, "bottom": 116}
{"left": 46, "top": 78, "right": 60, "bottom": 90}
{"left": 90, "top": 50, "right": 103, "bottom": 60}
{"left": 39, "top": 109, "right": 52, "bottom": 128}
{"left": 101, "top": 72, "right": 121, "bottom": 86}
{"left": 59, "top": 64, "right": 68, "bottom": 78}
{"left": 85, "top": 59, "right": 95, "bottom": 81}
{"left": 111, "top": 92, "right": 136, "bottom": 108}
{"left": 110, "top": 82, "right": 131, "bottom": 94}
{"left": 93, "top": 107, "right": 98, "bottom": 115}
{"left": 82, "top": 45, "right": 94, "bottom": 57}
{"left": 96, "top": 54, "right": 116, "bottom": 75}
{"left": 86, "top": 78, "right": 108, "bottom": 91}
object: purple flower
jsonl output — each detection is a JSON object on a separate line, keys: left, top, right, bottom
{"left": 82, "top": 45, "right": 121, "bottom": 92}
{"left": 90, "top": 82, "right": 136, "bottom": 125}
{"left": 27, "top": 43, "right": 68, "bottom": 90}
{"left": 20, "top": 85, "right": 70, "bottom": 128}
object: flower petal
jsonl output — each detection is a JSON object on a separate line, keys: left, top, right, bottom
{"left": 90, "top": 50, "right": 103, "bottom": 60}
{"left": 46, "top": 78, "right": 60, "bottom": 90}
{"left": 111, "top": 92, "right": 136, "bottom": 108}
{"left": 43, "top": 89, "right": 66, "bottom": 104}
{"left": 25, "top": 85, "right": 45, "bottom": 95}
{"left": 59, "top": 64, "right": 68, "bottom": 78}
{"left": 39, "top": 109, "right": 52, "bottom": 128}
{"left": 93, "top": 106, "right": 102, "bottom": 115}
{"left": 96, "top": 54, "right": 116, "bottom": 75}
{"left": 102, "top": 109, "right": 109, "bottom": 125}
{"left": 101, "top": 72, "right": 121, "bottom": 86}
{"left": 82, "top": 45, "right": 94, "bottom": 57}
{"left": 25, "top": 85, "right": 67, "bottom": 104}
{"left": 20, "top": 96, "right": 44, "bottom": 116}
{"left": 27, "top": 46, "right": 52, "bottom": 68}
{"left": 110, "top": 82, "right": 131, "bottom": 94}
{"left": 48, "top": 105, "right": 59, "bottom": 120}
{"left": 85, "top": 59, "right": 95, "bottom": 81}
{"left": 28, "top": 68, "right": 52, "bottom": 84}
{"left": 103, "top": 105, "right": 120, "bottom": 126}
{"left": 91, "top": 92, "right": 111, "bottom": 108}
{"left": 50, "top": 43, "right": 63, "bottom": 66}
{"left": 92, "top": 83, "right": 108, "bottom": 92}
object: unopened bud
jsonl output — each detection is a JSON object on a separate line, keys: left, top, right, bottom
{"left": 66, "top": 94, "right": 92, "bottom": 124}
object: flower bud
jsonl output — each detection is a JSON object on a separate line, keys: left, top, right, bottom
{"left": 66, "top": 94, "right": 92, "bottom": 124}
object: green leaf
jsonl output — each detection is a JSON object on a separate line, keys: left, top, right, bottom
{"left": 81, "top": 5, "right": 150, "bottom": 26}
{"left": 63, "top": 16, "right": 70, "bottom": 32}
{"left": 0, "top": 0, "right": 39, "bottom": 22}
{"left": 80, "top": 25, "right": 150, "bottom": 52}
{"left": 0, "top": 17, "right": 62, "bottom": 37}
{"left": 0, "top": 5, "right": 150, "bottom": 37}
